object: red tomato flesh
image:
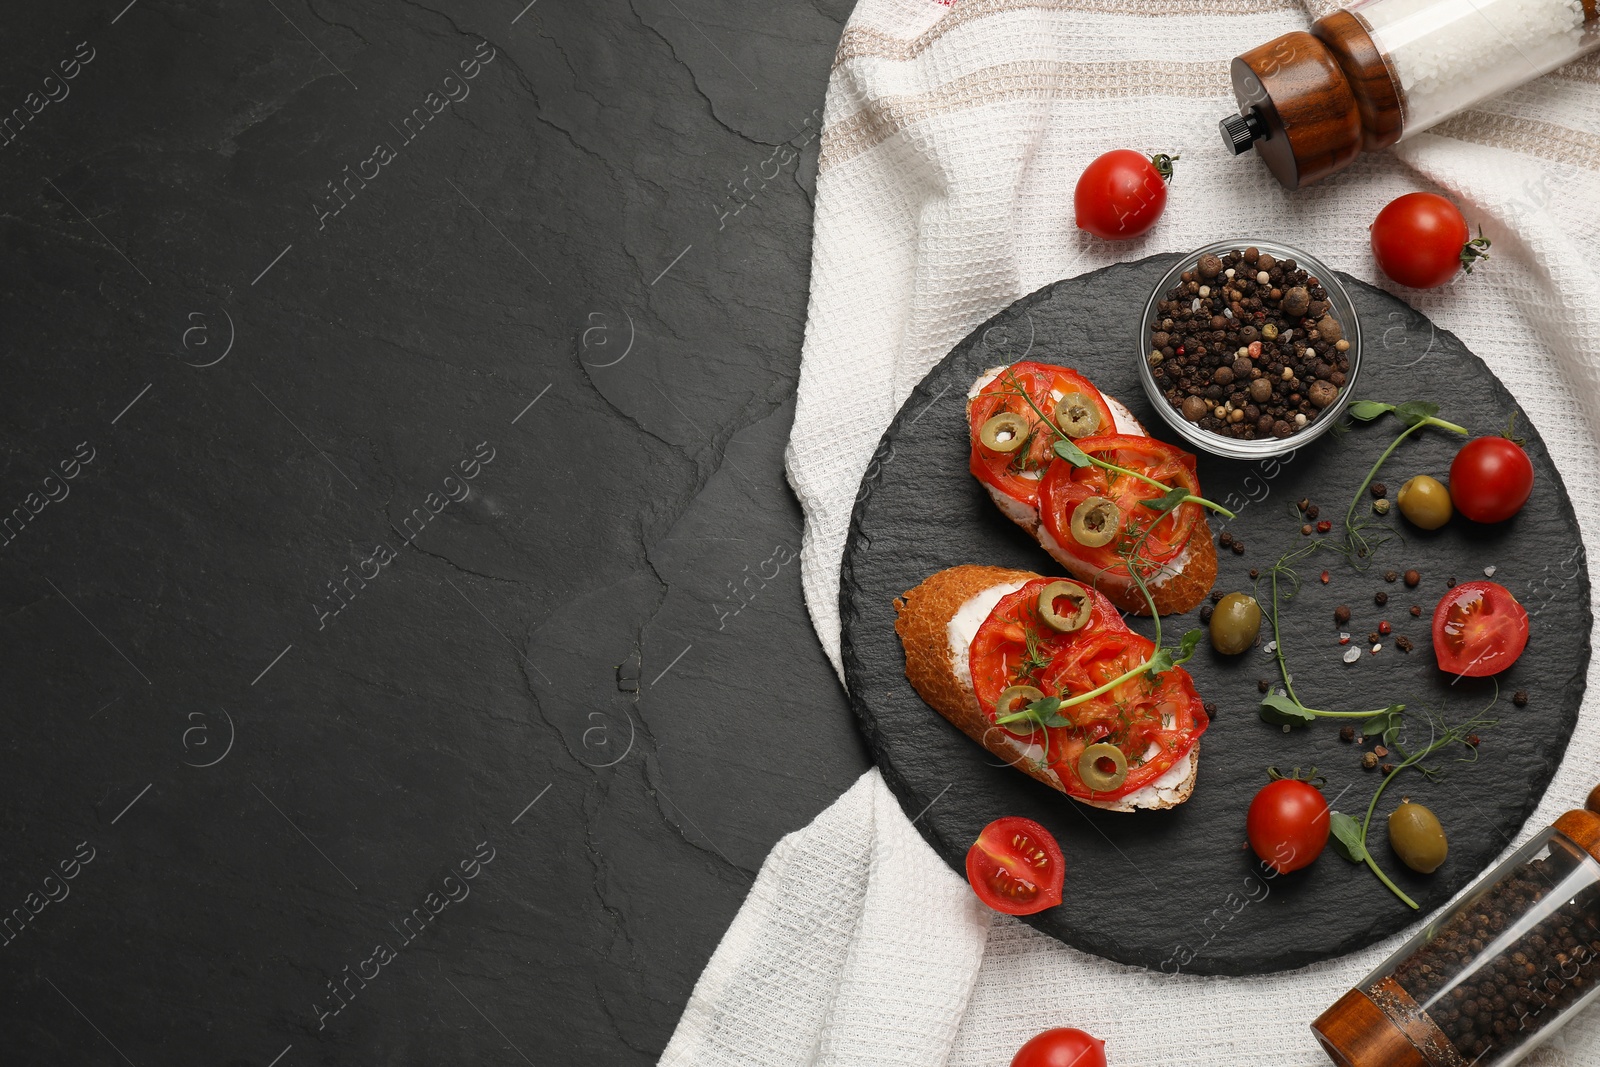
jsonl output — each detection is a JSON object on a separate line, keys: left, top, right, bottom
{"left": 1246, "top": 779, "right": 1330, "bottom": 874}
{"left": 969, "top": 362, "right": 1118, "bottom": 510}
{"left": 1011, "top": 1027, "right": 1108, "bottom": 1067}
{"left": 1371, "top": 192, "right": 1471, "bottom": 289}
{"left": 1074, "top": 149, "right": 1169, "bottom": 241}
{"left": 965, "top": 816, "right": 1065, "bottom": 916}
{"left": 1038, "top": 434, "right": 1202, "bottom": 577}
{"left": 1432, "top": 581, "right": 1529, "bottom": 677}
{"left": 1450, "top": 436, "right": 1533, "bottom": 523}
{"left": 968, "top": 577, "right": 1128, "bottom": 724}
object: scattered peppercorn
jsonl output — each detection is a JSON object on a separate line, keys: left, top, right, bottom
{"left": 1301, "top": 524, "right": 1313, "bottom": 536}
{"left": 1368, "top": 631, "right": 1382, "bottom": 644}
{"left": 1381, "top": 763, "right": 1395, "bottom": 775}
{"left": 1297, "top": 498, "right": 1310, "bottom": 513}
{"left": 1371, "top": 482, "right": 1388, "bottom": 498}
{"left": 1383, "top": 570, "right": 1397, "bottom": 582}
{"left": 1248, "top": 568, "right": 1259, "bottom": 579}
{"left": 1204, "top": 701, "right": 1217, "bottom": 718}
{"left": 1379, "top": 620, "right": 1393, "bottom": 636}
{"left": 1447, "top": 575, "right": 1457, "bottom": 587}
{"left": 1199, "top": 603, "right": 1214, "bottom": 623}
{"left": 1374, "top": 745, "right": 1389, "bottom": 757}
{"left": 1210, "top": 589, "right": 1225, "bottom": 603}
{"left": 1232, "top": 542, "right": 1245, "bottom": 555}
{"left": 1320, "top": 570, "right": 1330, "bottom": 584}
{"left": 1404, "top": 570, "right": 1421, "bottom": 587}
{"left": 1362, "top": 751, "right": 1379, "bottom": 769}
{"left": 1373, "top": 499, "right": 1392, "bottom": 516}
{"left": 1375, "top": 591, "right": 1389, "bottom": 606}
{"left": 1219, "top": 531, "right": 1234, "bottom": 547}
{"left": 1340, "top": 725, "right": 1355, "bottom": 742}
{"left": 1396, "top": 635, "right": 1414, "bottom": 652}
{"left": 1410, "top": 604, "right": 1423, "bottom": 617}
{"left": 1305, "top": 504, "right": 1320, "bottom": 520}
{"left": 1317, "top": 520, "right": 1332, "bottom": 533}
{"left": 1335, "top": 605, "right": 1352, "bottom": 625}
{"left": 1514, "top": 690, "right": 1529, "bottom": 707}
{"left": 1466, "top": 734, "right": 1481, "bottom": 748}
{"left": 1257, "top": 679, "right": 1270, "bottom": 693}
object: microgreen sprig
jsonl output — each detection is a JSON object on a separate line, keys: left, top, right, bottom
{"left": 1256, "top": 542, "right": 1405, "bottom": 730}
{"left": 1328, "top": 703, "right": 1497, "bottom": 909}
{"left": 994, "top": 629, "right": 1203, "bottom": 730}
{"left": 1341, "top": 400, "right": 1468, "bottom": 557}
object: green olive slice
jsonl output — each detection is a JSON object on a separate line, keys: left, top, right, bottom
{"left": 1054, "top": 391, "right": 1102, "bottom": 438}
{"left": 979, "top": 411, "right": 1030, "bottom": 453}
{"left": 1037, "top": 581, "right": 1092, "bottom": 633}
{"left": 1069, "top": 496, "right": 1120, "bottom": 548}
{"left": 996, "top": 685, "right": 1046, "bottom": 721}
{"left": 1078, "top": 742, "right": 1129, "bottom": 792}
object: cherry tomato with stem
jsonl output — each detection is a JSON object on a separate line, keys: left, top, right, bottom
{"left": 1370, "top": 192, "right": 1490, "bottom": 289}
{"left": 1450, "top": 435, "right": 1533, "bottom": 523}
{"left": 1432, "top": 581, "right": 1529, "bottom": 677}
{"left": 1074, "top": 150, "right": 1177, "bottom": 241}
{"left": 965, "top": 816, "right": 1065, "bottom": 916}
{"left": 1246, "top": 778, "right": 1330, "bottom": 875}
{"left": 1011, "top": 1027, "right": 1108, "bottom": 1067}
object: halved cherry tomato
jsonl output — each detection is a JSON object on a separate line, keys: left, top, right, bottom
{"left": 1036, "top": 631, "right": 1207, "bottom": 801}
{"left": 969, "top": 362, "right": 1118, "bottom": 510}
{"left": 1038, "top": 434, "right": 1202, "bottom": 578}
{"left": 1432, "top": 581, "right": 1529, "bottom": 677}
{"left": 968, "top": 578, "right": 1127, "bottom": 722}
{"left": 1246, "top": 778, "right": 1329, "bottom": 875}
{"left": 1011, "top": 1028, "right": 1107, "bottom": 1067}
{"left": 965, "top": 816, "right": 1065, "bottom": 916}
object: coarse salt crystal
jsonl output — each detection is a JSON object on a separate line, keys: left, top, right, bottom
{"left": 1343, "top": 647, "right": 1361, "bottom": 663}
{"left": 1485, "top": 565, "right": 1497, "bottom": 577}
{"left": 1192, "top": 298, "right": 1202, "bottom": 311}
{"left": 1371, "top": 643, "right": 1382, "bottom": 654}
{"left": 1264, "top": 641, "right": 1277, "bottom": 654}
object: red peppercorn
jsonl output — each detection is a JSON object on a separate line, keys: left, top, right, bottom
{"left": 1379, "top": 621, "right": 1392, "bottom": 636}
{"left": 1320, "top": 570, "right": 1330, "bottom": 584}
{"left": 1316, "top": 520, "right": 1332, "bottom": 533}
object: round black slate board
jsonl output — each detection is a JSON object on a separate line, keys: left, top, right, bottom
{"left": 840, "top": 254, "right": 1591, "bottom": 976}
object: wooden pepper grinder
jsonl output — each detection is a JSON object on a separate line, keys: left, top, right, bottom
{"left": 1312, "top": 783, "right": 1600, "bottom": 1066}
{"left": 1222, "top": 0, "right": 1600, "bottom": 188}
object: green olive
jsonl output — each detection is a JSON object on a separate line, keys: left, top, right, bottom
{"left": 1397, "top": 475, "right": 1452, "bottom": 530}
{"left": 996, "top": 685, "right": 1045, "bottom": 721}
{"left": 1054, "top": 392, "right": 1102, "bottom": 438}
{"left": 1037, "top": 581, "right": 1092, "bottom": 633}
{"left": 1388, "top": 800, "right": 1448, "bottom": 874}
{"left": 1209, "top": 592, "right": 1262, "bottom": 654}
{"left": 980, "top": 412, "right": 1029, "bottom": 453}
{"left": 1078, "top": 742, "right": 1129, "bottom": 792}
{"left": 1070, "top": 496, "right": 1120, "bottom": 547}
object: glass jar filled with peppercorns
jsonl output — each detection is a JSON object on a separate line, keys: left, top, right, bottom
{"left": 1313, "top": 784, "right": 1600, "bottom": 1066}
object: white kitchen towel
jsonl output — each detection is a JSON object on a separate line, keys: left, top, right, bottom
{"left": 662, "top": 1, "right": 1600, "bottom": 1064}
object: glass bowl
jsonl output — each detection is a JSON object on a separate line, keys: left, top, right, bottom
{"left": 1137, "top": 240, "right": 1363, "bottom": 461}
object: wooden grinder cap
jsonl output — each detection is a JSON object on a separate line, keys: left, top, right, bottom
{"left": 1228, "top": 31, "right": 1363, "bottom": 189}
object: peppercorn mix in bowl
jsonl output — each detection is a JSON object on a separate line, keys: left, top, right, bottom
{"left": 1138, "top": 240, "right": 1362, "bottom": 460}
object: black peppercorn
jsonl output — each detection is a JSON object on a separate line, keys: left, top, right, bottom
{"left": 1411, "top": 605, "right": 1423, "bottom": 617}
{"left": 1340, "top": 725, "right": 1355, "bottom": 742}
{"left": 1514, "top": 690, "right": 1529, "bottom": 707}
{"left": 1335, "top": 605, "right": 1351, "bottom": 625}
{"left": 1375, "top": 591, "right": 1389, "bottom": 606}
{"left": 1258, "top": 679, "right": 1270, "bottom": 693}
{"left": 1385, "top": 570, "right": 1398, "bottom": 582}
{"left": 1396, "top": 635, "right": 1414, "bottom": 652}
{"left": 1199, "top": 603, "right": 1214, "bottom": 624}
{"left": 1371, "top": 483, "right": 1387, "bottom": 498}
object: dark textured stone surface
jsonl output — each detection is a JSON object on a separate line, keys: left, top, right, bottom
{"left": 0, "top": 2, "right": 864, "bottom": 1063}
{"left": 841, "top": 254, "right": 1590, "bottom": 975}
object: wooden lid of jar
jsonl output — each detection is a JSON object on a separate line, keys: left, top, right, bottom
{"left": 1551, "top": 785, "right": 1600, "bottom": 863}
{"left": 1311, "top": 986, "right": 1430, "bottom": 1067}
{"left": 1229, "top": 32, "right": 1363, "bottom": 189}
{"left": 1312, "top": 11, "right": 1404, "bottom": 153}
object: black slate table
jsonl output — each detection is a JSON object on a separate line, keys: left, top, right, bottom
{"left": 0, "top": 3, "right": 866, "bottom": 1063}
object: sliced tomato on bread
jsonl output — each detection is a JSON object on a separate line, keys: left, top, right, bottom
{"left": 894, "top": 564, "right": 1206, "bottom": 811}
{"left": 967, "top": 362, "right": 1119, "bottom": 513}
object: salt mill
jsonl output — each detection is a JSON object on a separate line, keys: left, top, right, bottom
{"left": 1313, "top": 783, "right": 1600, "bottom": 1066}
{"left": 1220, "top": 0, "right": 1600, "bottom": 188}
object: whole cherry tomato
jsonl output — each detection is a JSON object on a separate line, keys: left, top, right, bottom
{"left": 1370, "top": 192, "right": 1489, "bottom": 289}
{"left": 1011, "top": 1027, "right": 1108, "bottom": 1067}
{"left": 1074, "top": 150, "right": 1176, "bottom": 240}
{"left": 965, "top": 816, "right": 1065, "bottom": 916}
{"left": 1450, "top": 436, "right": 1533, "bottom": 523}
{"left": 1432, "top": 581, "right": 1529, "bottom": 677}
{"left": 1246, "top": 778, "right": 1330, "bottom": 875}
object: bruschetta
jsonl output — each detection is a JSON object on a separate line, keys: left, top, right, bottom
{"left": 967, "top": 362, "right": 1216, "bottom": 615}
{"left": 894, "top": 564, "right": 1207, "bottom": 811}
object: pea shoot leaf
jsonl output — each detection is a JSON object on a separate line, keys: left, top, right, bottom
{"left": 1052, "top": 439, "right": 1093, "bottom": 468}
{"left": 1328, "top": 811, "right": 1367, "bottom": 863}
{"left": 1394, "top": 401, "right": 1441, "bottom": 428}
{"left": 1146, "top": 629, "right": 1204, "bottom": 681}
{"left": 1359, "top": 705, "right": 1406, "bottom": 744}
{"left": 1346, "top": 401, "right": 1394, "bottom": 422}
{"left": 1024, "top": 696, "right": 1073, "bottom": 728}
{"left": 1140, "top": 485, "right": 1190, "bottom": 513}
{"left": 1259, "top": 692, "right": 1316, "bottom": 727}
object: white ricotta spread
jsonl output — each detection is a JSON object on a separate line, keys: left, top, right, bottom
{"left": 947, "top": 579, "right": 1029, "bottom": 693}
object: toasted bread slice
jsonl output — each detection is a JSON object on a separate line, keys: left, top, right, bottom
{"left": 893, "top": 564, "right": 1199, "bottom": 811}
